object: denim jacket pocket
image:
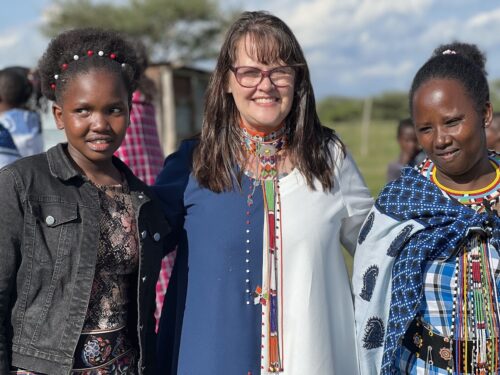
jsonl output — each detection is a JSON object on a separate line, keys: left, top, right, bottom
{"left": 28, "top": 199, "right": 79, "bottom": 264}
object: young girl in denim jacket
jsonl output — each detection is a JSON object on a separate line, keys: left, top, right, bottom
{"left": 0, "top": 28, "right": 168, "bottom": 375}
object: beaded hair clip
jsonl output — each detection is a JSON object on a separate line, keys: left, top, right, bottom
{"left": 50, "top": 50, "right": 127, "bottom": 90}
{"left": 442, "top": 49, "right": 457, "bottom": 55}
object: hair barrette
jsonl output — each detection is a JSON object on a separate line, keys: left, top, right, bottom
{"left": 442, "top": 49, "right": 457, "bottom": 55}
{"left": 51, "top": 50, "right": 127, "bottom": 90}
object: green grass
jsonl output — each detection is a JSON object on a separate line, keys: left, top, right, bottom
{"left": 326, "top": 121, "right": 400, "bottom": 275}
{"left": 331, "top": 121, "right": 399, "bottom": 196}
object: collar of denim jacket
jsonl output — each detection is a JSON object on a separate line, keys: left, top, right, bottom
{"left": 47, "top": 143, "right": 80, "bottom": 181}
{"left": 47, "top": 143, "right": 152, "bottom": 200}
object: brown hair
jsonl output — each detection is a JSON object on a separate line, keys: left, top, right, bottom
{"left": 193, "top": 11, "right": 344, "bottom": 192}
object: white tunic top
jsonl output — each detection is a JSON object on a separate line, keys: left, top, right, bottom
{"left": 266, "top": 149, "right": 373, "bottom": 374}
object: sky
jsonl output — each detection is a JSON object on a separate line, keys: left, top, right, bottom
{"left": 1, "top": 0, "right": 500, "bottom": 99}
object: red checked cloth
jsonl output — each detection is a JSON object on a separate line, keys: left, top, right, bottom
{"left": 115, "top": 90, "right": 176, "bottom": 330}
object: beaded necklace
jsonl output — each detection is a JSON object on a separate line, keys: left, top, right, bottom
{"left": 241, "top": 123, "right": 286, "bottom": 373}
{"left": 432, "top": 158, "right": 500, "bottom": 373}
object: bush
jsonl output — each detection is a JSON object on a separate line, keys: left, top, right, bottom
{"left": 317, "top": 96, "right": 363, "bottom": 123}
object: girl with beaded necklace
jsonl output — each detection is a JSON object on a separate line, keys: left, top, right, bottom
{"left": 354, "top": 42, "right": 500, "bottom": 374}
{"left": 154, "top": 10, "right": 373, "bottom": 375}
{"left": 0, "top": 28, "right": 169, "bottom": 374}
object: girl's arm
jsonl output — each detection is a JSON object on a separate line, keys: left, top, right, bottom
{"left": 0, "top": 168, "right": 23, "bottom": 373}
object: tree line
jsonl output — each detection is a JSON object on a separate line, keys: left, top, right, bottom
{"left": 317, "top": 79, "right": 500, "bottom": 124}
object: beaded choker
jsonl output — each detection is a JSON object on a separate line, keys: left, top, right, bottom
{"left": 432, "top": 160, "right": 500, "bottom": 197}
{"left": 241, "top": 123, "right": 286, "bottom": 372}
{"left": 240, "top": 125, "right": 287, "bottom": 181}
{"left": 428, "top": 157, "right": 500, "bottom": 210}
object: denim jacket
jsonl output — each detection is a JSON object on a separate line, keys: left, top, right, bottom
{"left": 0, "top": 143, "right": 170, "bottom": 375}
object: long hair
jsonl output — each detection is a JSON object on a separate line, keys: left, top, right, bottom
{"left": 193, "top": 11, "right": 344, "bottom": 192}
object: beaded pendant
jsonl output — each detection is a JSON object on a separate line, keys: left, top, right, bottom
{"left": 435, "top": 155, "right": 500, "bottom": 373}
{"left": 242, "top": 124, "right": 286, "bottom": 372}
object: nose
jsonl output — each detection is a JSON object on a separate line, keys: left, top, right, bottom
{"left": 90, "top": 112, "right": 110, "bottom": 131}
{"left": 257, "top": 75, "right": 274, "bottom": 91}
{"left": 434, "top": 126, "right": 452, "bottom": 149}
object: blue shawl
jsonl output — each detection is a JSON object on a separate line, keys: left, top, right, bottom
{"left": 377, "top": 167, "right": 500, "bottom": 373}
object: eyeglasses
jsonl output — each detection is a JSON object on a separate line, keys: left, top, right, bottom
{"left": 229, "top": 65, "right": 296, "bottom": 88}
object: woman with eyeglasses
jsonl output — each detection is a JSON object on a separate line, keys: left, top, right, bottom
{"left": 154, "top": 11, "right": 373, "bottom": 375}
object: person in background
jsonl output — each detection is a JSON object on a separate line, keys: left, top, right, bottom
{"left": 0, "top": 67, "right": 43, "bottom": 156}
{"left": 114, "top": 42, "right": 174, "bottom": 330}
{"left": 155, "top": 10, "right": 373, "bottom": 375}
{"left": 486, "top": 111, "right": 500, "bottom": 152}
{"left": 114, "top": 41, "right": 164, "bottom": 185}
{"left": 354, "top": 42, "right": 500, "bottom": 374}
{"left": 0, "top": 122, "right": 20, "bottom": 168}
{"left": 386, "top": 118, "right": 421, "bottom": 182}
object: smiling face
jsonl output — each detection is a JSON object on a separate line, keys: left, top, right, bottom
{"left": 412, "top": 78, "right": 492, "bottom": 187}
{"left": 53, "top": 69, "right": 130, "bottom": 175}
{"left": 226, "top": 36, "right": 295, "bottom": 133}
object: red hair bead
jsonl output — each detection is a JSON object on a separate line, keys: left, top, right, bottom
{"left": 50, "top": 83, "right": 56, "bottom": 90}
{"left": 62, "top": 63, "right": 68, "bottom": 70}
{"left": 110, "top": 53, "right": 116, "bottom": 59}
{"left": 87, "top": 50, "right": 94, "bottom": 57}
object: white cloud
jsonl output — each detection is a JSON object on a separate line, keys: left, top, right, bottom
{"left": 416, "top": 18, "right": 460, "bottom": 49}
{"left": 352, "top": 0, "right": 433, "bottom": 27}
{"left": 0, "top": 32, "right": 21, "bottom": 49}
{"left": 467, "top": 8, "right": 500, "bottom": 28}
{"left": 275, "top": 0, "right": 434, "bottom": 49}
{"left": 0, "top": 24, "right": 48, "bottom": 69}
{"left": 360, "top": 60, "right": 415, "bottom": 78}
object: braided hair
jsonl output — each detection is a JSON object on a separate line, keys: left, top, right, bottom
{"left": 38, "top": 28, "right": 140, "bottom": 104}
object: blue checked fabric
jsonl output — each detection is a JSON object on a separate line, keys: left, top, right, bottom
{"left": 376, "top": 167, "right": 500, "bottom": 374}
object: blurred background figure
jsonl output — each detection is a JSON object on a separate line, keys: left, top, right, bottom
{"left": 0, "top": 122, "right": 20, "bottom": 168}
{"left": 386, "top": 118, "right": 421, "bottom": 181}
{"left": 0, "top": 67, "right": 43, "bottom": 156}
{"left": 114, "top": 41, "right": 174, "bottom": 331}
{"left": 487, "top": 112, "right": 500, "bottom": 152}
{"left": 115, "top": 42, "right": 164, "bottom": 184}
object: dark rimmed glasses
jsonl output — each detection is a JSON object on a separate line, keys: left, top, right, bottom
{"left": 229, "top": 65, "right": 297, "bottom": 88}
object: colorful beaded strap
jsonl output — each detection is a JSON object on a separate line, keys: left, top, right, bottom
{"left": 241, "top": 123, "right": 286, "bottom": 372}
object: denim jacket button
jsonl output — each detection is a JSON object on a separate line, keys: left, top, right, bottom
{"left": 45, "top": 215, "right": 55, "bottom": 225}
{"left": 138, "top": 193, "right": 144, "bottom": 199}
{"left": 141, "top": 230, "right": 147, "bottom": 239}
{"left": 153, "top": 232, "right": 161, "bottom": 242}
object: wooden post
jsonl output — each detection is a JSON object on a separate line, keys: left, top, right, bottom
{"left": 360, "top": 97, "right": 372, "bottom": 157}
{"left": 160, "top": 66, "right": 176, "bottom": 156}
